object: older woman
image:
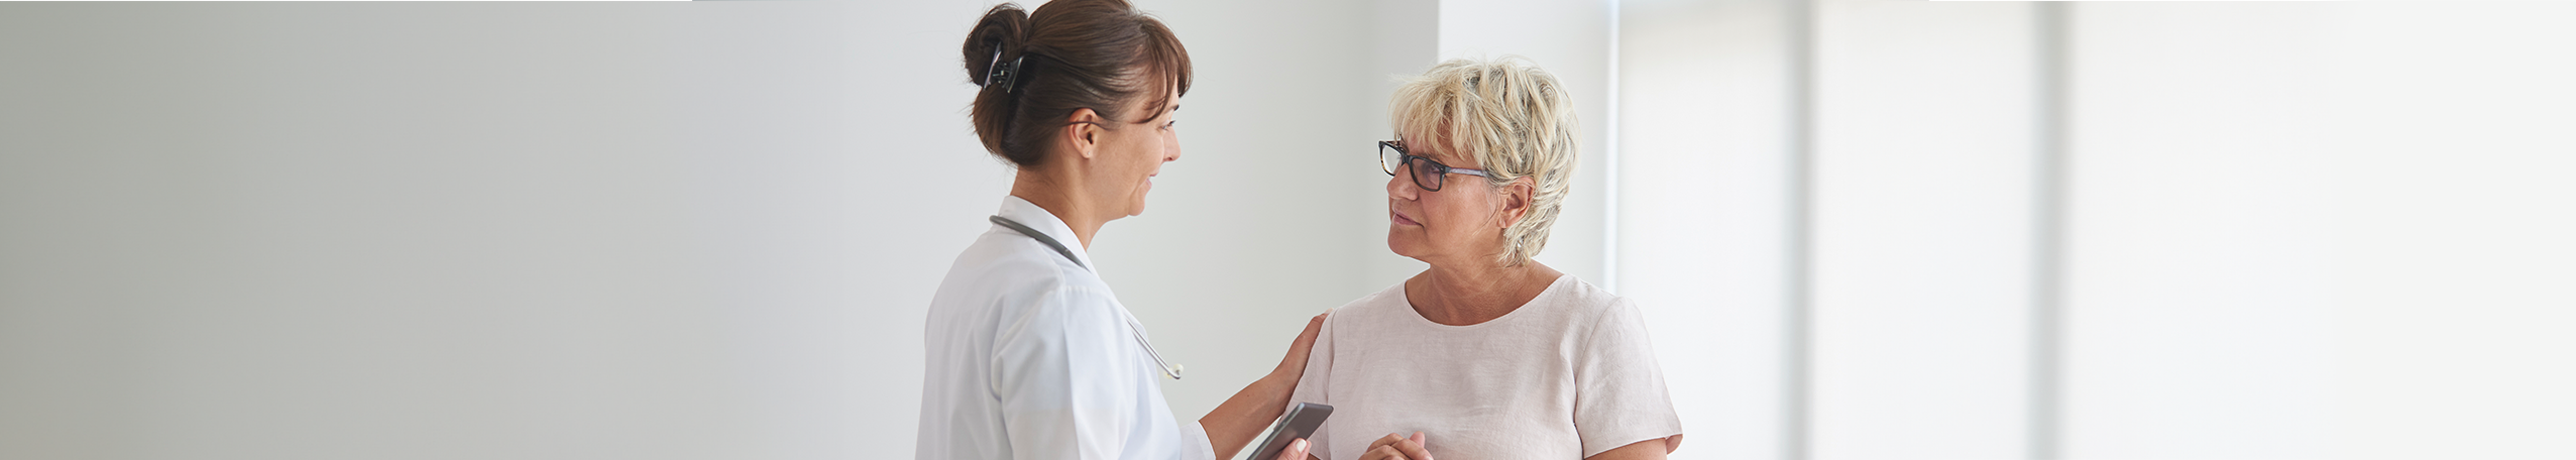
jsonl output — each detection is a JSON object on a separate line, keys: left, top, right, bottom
{"left": 1287, "top": 58, "right": 1683, "bottom": 460}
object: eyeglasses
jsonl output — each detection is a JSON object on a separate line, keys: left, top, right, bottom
{"left": 1379, "top": 140, "right": 1490, "bottom": 192}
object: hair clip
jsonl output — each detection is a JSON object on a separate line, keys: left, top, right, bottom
{"left": 984, "top": 50, "right": 1025, "bottom": 93}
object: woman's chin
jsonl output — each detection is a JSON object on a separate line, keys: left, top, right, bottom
{"left": 1385, "top": 234, "right": 1425, "bottom": 258}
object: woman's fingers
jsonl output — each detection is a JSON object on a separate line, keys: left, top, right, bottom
{"left": 1366, "top": 433, "right": 1406, "bottom": 451}
{"left": 1393, "top": 432, "right": 1433, "bottom": 460}
{"left": 1362, "top": 432, "right": 1433, "bottom": 460}
{"left": 1272, "top": 438, "right": 1309, "bottom": 460}
{"left": 1361, "top": 445, "right": 1405, "bottom": 460}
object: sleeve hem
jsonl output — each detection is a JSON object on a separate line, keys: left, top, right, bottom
{"left": 1581, "top": 431, "right": 1684, "bottom": 459}
{"left": 1181, "top": 420, "right": 1218, "bottom": 460}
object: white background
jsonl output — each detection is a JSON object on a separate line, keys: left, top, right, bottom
{"left": 4, "top": 1, "right": 2571, "bottom": 459}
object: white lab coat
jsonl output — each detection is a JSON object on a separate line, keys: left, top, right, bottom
{"left": 916, "top": 196, "right": 1217, "bottom": 460}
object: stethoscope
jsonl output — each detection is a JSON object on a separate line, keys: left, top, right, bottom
{"left": 990, "top": 215, "right": 1187, "bottom": 380}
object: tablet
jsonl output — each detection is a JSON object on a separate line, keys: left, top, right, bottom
{"left": 1245, "top": 402, "right": 1333, "bottom": 460}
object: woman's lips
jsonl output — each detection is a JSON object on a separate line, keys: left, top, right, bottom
{"left": 1392, "top": 209, "right": 1420, "bottom": 226}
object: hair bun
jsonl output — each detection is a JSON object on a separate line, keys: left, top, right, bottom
{"left": 958, "top": 0, "right": 1191, "bottom": 169}
{"left": 963, "top": 5, "right": 1030, "bottom": 87}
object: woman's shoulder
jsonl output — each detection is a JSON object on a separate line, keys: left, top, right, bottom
{"left": 1314, "top": 280, "right": 1451, "bottom": 338}
{"left": 1529, "top": 275, "right": 1653, "bottom": 335}
{"left": 1328, "top": 281, "right": 1412, "bottom": 319}
{"left": 1538, "top": 275, "right": 1637, "bottom": 314}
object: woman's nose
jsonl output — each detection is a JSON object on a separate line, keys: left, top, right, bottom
{"left": 1387, "top": 169, "right": 1419, "bottom": 199}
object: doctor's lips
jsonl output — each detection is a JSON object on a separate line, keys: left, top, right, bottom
{"left": 1391, "top": 208, "right": 1421, "bottom": 226}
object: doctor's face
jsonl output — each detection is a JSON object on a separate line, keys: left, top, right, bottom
{"left": 1385, "top": 138, "right": 1507, "bottom": 265}
{"left": 1093, "top": 87, "right": 1182, "bottom": 218}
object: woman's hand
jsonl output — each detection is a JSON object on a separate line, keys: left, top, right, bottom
{"left": 1269, "top": 310, "right": 1331, "bottom": 381}
{"left": 1359, "top": 432, "right": 1432, "bottom": 460}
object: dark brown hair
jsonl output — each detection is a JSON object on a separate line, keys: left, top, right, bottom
{"left": 963, "top": 0, "right": 1192, "bottom": 169}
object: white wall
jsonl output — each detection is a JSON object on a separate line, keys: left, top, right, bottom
{"left": 1617, "top": 1, "right": 1801, "bottom": 459}
{"left": 0, "top": 1, "right": 1395, "bottom": 458}
{"left": 1808, "top": 2, "right": 2041, "bottom": 458}
{"left": 2329, "top": 5, "right": 2576, "bottom": 458}
{"left": 1621, "top": 1, "right": 2053, "bottom": 458}
{"left": 2061, "top": 5, "right": 2340, "bottom": 459}
{"left": 0, "top": 3, "right": 993, "bottom": 458}
{"left": 2066, "top": 4, "right": 2576, "bottom": 459}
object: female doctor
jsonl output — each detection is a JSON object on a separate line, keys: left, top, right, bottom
{"left": 916, "top": 2, "right": 1325, "bottom": 460}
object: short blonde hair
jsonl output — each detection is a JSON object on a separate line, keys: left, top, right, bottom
{"left": 1389, "top": 57, "right": 1578, "bottom": 267}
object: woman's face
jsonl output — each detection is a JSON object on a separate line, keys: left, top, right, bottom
{"left": 1091, "top": 88, "right": 1183, "bottom": 218}
{"left": 1385, "top": 138, "right": 1506, "bottom": 265}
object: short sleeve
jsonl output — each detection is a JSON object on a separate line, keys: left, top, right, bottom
{"left": 1286, "top": 311, "right": 1338, "bottom": 459}
{"left": 1178, "top": 420, "right": 1217, "bottom": 460}
{"left": 1572, "top": 299, "right": 1686, "bottom": 458}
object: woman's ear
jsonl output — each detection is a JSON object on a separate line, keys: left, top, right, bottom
{"left": 1062, "top": 108, "right": 1104, "bottom": 160}
{"left": 1498, "top": 177, "right": 1536, "bottom": 228}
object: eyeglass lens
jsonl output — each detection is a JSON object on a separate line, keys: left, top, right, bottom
{"left": 1380, "top": 142, "right": 1404, "bottom": 176}
{"left": 1379, "top": 142, "right": 1447, "bottom": 191}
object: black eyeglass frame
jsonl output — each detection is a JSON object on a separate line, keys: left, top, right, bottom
{"left": 1378, "top": 140, "right": 1492, "bottom": 192}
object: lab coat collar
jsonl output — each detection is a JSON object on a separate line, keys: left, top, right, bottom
{"left": 996, "top": 195, "right": 1097, "bottom": 271}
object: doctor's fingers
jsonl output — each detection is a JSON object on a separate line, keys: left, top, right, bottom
{"left": 1292, "top": 311, "right": 1330, "bottom": 350}
{"left": 1276, "top": 310, "right": 1333, "bottom": 376}
{"left": 1272, "top": 438, "right": 1312, "bottom": 460}
{"left": 1301, "top": 310, "right": 1330, "bottom": 338}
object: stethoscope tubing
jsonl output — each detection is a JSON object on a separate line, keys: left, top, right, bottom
{"left": 989, "top": 215, "right": 1185, "bottom": 380}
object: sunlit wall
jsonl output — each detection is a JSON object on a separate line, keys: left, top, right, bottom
{"left": 1616, "top": 2, "right": 2576, "bottom": 459}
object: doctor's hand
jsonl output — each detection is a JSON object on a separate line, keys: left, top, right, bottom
{"left": 1268, "top": 310, "right": 1331, "bottom": 381}
{"left": 1274, "top": 438, "right": 1314, "bottom": 460}
{"left": 1360, "top": 432, "right": 1433, "bottom": 460}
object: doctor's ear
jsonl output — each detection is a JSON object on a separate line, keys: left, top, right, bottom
{"left": 1062, "top": 108, "right": 1105, "bottom": 160}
